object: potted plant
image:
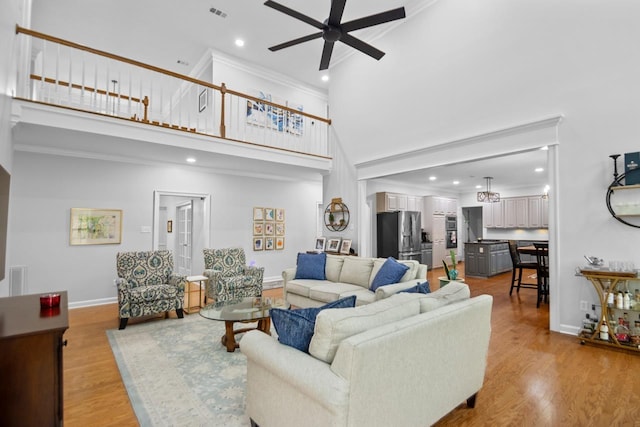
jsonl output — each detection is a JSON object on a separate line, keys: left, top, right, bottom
{"left": 440, "top": 250, "right": 459, "bottom": 287}
{"left": 328, "top": 212, "right": 335, "bottom": 224}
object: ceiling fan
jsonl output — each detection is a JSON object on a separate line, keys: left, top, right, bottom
{"left": 264, "top": 0, "right": 406, "bottom": 70}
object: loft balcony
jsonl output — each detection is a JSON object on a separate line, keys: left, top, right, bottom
{"left": 10, "top": 26, "right": 333, "bottom": 174}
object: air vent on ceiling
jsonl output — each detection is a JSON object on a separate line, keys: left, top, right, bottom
{"left": 209, "top": 7, "right": 227, "bottom": 18}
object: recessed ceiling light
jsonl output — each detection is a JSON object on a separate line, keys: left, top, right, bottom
{"left": 475, "top": 185, "right": 482, "bottom": 189}
{"left": 186, "top": 157, "right": 196, "bottom": 163}
{"left": 453, "top": 181, "right": 460, "bottom": 185}
{"left": 540, "top": 146, "right": 549, "bottom": 151}
{"left": 321, "top": 75, "right": 329, "bottom": 82}
{"left": 535, "top": 167, "right": 544, "bottom": 172}
{"left": 429, "top": 176, "right": 437, "bottom": 181}
{"left": 235, "top": 39, "right": 245, "bottom": 47}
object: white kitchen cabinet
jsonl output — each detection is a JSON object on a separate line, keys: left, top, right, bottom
{"left": 407, "top": 195, "right": 423, "bottom": 212}
{"left": 527, "top": 197, "right": 543, "bottom": 228}
{"left": 425, "top": 196, "right": 457, "bottom": 216}
{"left": 483, "top": 201, "right": 504, "bottom": 228}
{"left": 504, "top": 198, "right": 528, "bottom": 228}
{"left": 376, "top": 192, "right": 407, "bottom": 213}
{"left": 541, "top": 198, "right": 549, "bottom": 228}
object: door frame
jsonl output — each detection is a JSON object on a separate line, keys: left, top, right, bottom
{"left": 152, "top": 190, "right": 211, "bottom": 253}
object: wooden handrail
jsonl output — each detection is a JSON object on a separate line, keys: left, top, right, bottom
{"left": 16, "top": 25, "right": 332, "bottom": 126}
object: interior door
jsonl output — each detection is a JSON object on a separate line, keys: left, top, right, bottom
{"left": 176, "top": 202, "right": 192, "bottom": 276}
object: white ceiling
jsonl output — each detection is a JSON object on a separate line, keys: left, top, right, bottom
{"left": 29, "top": 0, "right": 548, "bottom": 192}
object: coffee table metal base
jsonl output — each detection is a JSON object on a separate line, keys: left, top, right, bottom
{"left": 222, "top": 317, "right": 271, "bottom": 352}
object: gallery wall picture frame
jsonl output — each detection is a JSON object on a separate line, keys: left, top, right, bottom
{"left": 253, "top": 221, "right": 264, "bottom": 236}
{"left": 265, "top": 237, "right": 275, "bottom": 250}
{"left": 253, "top": 207, "right": 264, "bottom": 221}
{"left": 327, "top": 238, "right": 341, "bottom": 253}
{"left": 265, "top": 222, "right": 275, "bottom": 235}
{"left": 275, "top": 236, "right": 285, "bottom": 250}
{"left": 340, "top": 239, "right": 352, "bottom": 255}
{"left": 315, "top": 237, "right": 326, "bottom": 252}
{"left": 275, "top": 222, "right": 285, "bottom": 236}
{"left": 199, "top": 89, "right": 207, "bottom": 112}
{"left": 70, "top": 208, "right": 123, "bottom": 245}
{"left": 276, "top": 208, "right": 285, "bottom": 222}
{"left": 167, "top": 220, "right": 173, "bottom": 233}
{"left": 264, "top": 208, "right": 275, "bottom": 221}
{"left": 253, "top": 237, "right": 264, "bottom": 251}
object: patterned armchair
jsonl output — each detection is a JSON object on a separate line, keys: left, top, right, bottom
{"left": 115, "top": 250, "right": 186, "bottom": 329}
{"left": 203, "top": 247, "right": 264, "bottom": 303}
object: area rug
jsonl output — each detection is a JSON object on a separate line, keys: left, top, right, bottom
{"left": 107, "top": 314, "right": 256, "bottom": 426}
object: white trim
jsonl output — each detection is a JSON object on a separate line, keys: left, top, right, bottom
{"left": 68, "top": 296, "right": 117, "bottom": 309}
{"left": 152, "top": 191, "right": 211, "bottom": 252}
{"left": 355, "top": 115, "right": 563, "bottom": 180}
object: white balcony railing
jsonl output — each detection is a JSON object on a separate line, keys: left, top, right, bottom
{"left": 14, "top": 26, "right": 332, "bottom": 159}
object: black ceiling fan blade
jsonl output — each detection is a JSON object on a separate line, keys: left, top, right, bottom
{"left": 340, "top": 33, "right": 385, "bottom": 60}
{"left": 328, "top": 0, "right": 347, "bottom": 26}
{"left": 341, "top": 7, "right": 406, "bottom": 33}
{"left": 269, "top": 32, "right": 323, "bottom": 51}
{"left": 264, "top": 0, "right": 324, "bottom": 30}
{"left": 319, "top": 41, "right": 335, "bottom": 70}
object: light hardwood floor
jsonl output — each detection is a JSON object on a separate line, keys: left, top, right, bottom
{"left": 63, "top": 266, "right": 640, "bottom": 426}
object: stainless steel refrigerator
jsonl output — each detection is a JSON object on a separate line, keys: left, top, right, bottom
{"left": 377, "top": 211, "right": 422, "bottom": 262}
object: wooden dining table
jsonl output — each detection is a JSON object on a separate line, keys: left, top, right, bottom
{"left": 517, "top": 245, "right": 548, "bottom": 256}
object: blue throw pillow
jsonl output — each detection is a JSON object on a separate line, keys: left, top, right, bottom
{"left": 370, "top": 257, "right": 410, "bottom": 291}
{"left": 294, "top": 252, "right": 327, "bottom": 280}
{"left": 399, "top": 281, "right": 431, "bottom": 294}
{"left": 271, "top": 295, "right": 356, "bottom": 353}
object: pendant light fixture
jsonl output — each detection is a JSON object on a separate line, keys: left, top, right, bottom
{"left": 477, "top": 177, "right": 500, "bottom": 203}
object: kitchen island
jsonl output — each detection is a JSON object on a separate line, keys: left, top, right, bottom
{"left": 464, "top": 240, "right": 511, "bottom": 278}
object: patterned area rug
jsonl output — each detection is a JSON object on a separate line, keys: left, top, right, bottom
{"left": 107, "top": 314, "right": 253, "bottom": 426}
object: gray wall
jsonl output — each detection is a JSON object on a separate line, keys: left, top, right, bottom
{"left": 8, "top": 151, "right": 321, "bottom": 305}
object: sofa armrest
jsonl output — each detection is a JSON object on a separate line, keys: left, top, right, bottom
{"left": 416, "top": 264, "right": 428, "bottom": 280}
{"left": 282, "top": 268, "right": 296, "bottom": 296}
{"left": 241, "top": 331, "right": 349, "bottom": 424}
{"left": 374, "top": 280, "right": 421, "bottom": 300}
{"left": 169, "top": 275, "right": 187, "bottom": 296}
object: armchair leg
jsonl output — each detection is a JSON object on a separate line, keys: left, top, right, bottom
{"left": 118, "top": 318, "right": 128, "bottom": 330}
{"left": 176, "top": 308, "right": 184, "bottom": 318}
{"left": 250, "top": 418, "right": 259, "bottom": 427}
{"left": 467, "top": 393, "right": 478, "bottom": 408}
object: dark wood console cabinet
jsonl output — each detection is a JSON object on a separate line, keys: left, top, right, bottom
{"left": 0, "top": 291, "right": 69, "bottom": 426}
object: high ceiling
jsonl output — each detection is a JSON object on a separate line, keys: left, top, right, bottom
{"left": 29, "top": 0, "right": 548, "bottom": 192}
{"left": 31, "top": 0, "right": 420, "bottom": 92}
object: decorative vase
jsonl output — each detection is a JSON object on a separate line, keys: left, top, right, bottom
{"left": 449, "top": 269, "right": 458, "bottom": 280}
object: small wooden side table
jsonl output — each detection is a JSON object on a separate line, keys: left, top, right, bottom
{"left": 184, "top": 275, "right": 207, "bottom": 314}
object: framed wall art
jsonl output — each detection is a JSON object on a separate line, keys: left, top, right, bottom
{"left": 326, "top": 238, "right": 341, "bottom": 253}
{"left": 265, "top": 237, "right": 275, "bottom": 250}
{"left": 253, "top": 237, "right": 264, "bottom": 251}
{"left": 167, "top": 220, "right": 173, "bottom": 233}
{"left": 253, "top": 207, "right": 264, "bottom": 221}
{"left": 265, "top": 222, "right": 275, "bottom": 235}
{"left": 276, "top": 208, "right": 285, "bottom": 222}
{"left": 264, "top": 208, "right": 275, "bottom": 221}
{"left": 276, "top": 237, "right": 285, "bottom": 250}
{"left": 275, "top": 222, "right": 285, "bottom": 236}
{"left": 340, "top": 239, "right": 352, "bottom": 255}
{"left": 70, "top": 208, "right": 122, "bottom": 245}
{"left": 199, "top": 89, "right": 207, "bottom": 112}
{"left": 253, "top": 221, "right": 264, "bottom": 235}
{"left": 315, "top": 237, "right": 326, "bottom": 252}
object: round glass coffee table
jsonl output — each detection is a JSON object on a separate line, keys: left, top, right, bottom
{"left": 200, "top": 297, "right": 289, "bottom": 352}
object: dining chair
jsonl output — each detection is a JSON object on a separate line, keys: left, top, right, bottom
{"left": 533, "top": 242, "right": 549, "bottom": 308}
{"left": 508, "top": 240, "right": 539, "bottom": 296}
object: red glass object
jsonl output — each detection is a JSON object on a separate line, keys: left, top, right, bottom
{"left": 39, "top": 293, "right": 61, "bottom": 308}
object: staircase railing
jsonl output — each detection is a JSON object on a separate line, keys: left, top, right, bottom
{"left": 14, "top": 26, "right": 332, "bottom": 159}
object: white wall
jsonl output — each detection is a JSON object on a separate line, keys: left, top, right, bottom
{"left": 8, "top": 151, "right": 321, "bottom": 305}
{"left": 328, "top": 0, "right": 640, "bottom": 334}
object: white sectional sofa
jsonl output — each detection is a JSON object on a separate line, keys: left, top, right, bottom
{"left": 282, "top": 254, "right": 429, "bottom": 307}
{"left": 242, "top": 282, "right": 493, "bottom": 427}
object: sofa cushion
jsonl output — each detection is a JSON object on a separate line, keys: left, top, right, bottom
{"left": 407, "top": 281, "right": 470, "bottom": 312}
{"left": 370, "top": 257, "right": 410, "bottom": 291}
{"left": 271, "top": 296, "right": 356, "bottom": 353}
{"left": 309, "top": 293, "right": 420, "bottom": 363}
{"left": 399, "top": 281, "right": 431, "bottom": 294}
{"left": 338, "top": 257, "right": 375, "bottom": 288}
{"left": 309, "top": 282, "right": 370, "bottom": 304}
{"left": 325, "top": 254, "right": 345, "bottom": 283}
{"left": 295, "top": 252, "right": 327, "bottom": 280}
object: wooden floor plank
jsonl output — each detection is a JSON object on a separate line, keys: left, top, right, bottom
{"left": 63, "top": 265, "right": 640, "bottom": 426}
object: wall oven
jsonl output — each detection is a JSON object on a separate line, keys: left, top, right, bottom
{"left": 446, "top": 230, "right": 457, "bottom": 249}
{"left": 445, "top": 216, "right": 457, "bottom": 231}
